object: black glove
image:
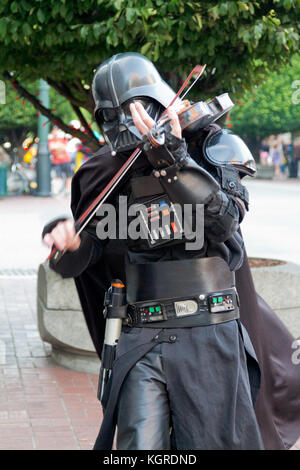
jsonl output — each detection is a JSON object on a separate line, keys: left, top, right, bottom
{"left": 142, "top": 123, "right": 189, "bottom": 169}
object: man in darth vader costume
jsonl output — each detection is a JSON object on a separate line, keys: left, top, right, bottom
{"left": 43, "top": 53, "right": 300, "bottom": 450}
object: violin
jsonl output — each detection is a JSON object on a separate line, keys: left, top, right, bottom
{"left": 147, "top": 93, "right": 234, "bottom": 148}
{"left": 48, "top": 66, "right": 233, "bottom": 264}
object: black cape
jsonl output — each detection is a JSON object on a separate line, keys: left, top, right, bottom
{"left": 70, "top": 146, "right": 300, "bottom": 450}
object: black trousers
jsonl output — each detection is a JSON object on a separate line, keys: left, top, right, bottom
{"left": 116, "top": 321, "right": 264, "bottom": 450}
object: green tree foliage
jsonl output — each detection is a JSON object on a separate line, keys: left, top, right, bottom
{"left": 0, "top": 0, "right": 299, "bottom": 146}
{"left": 229, "top": 55, "right": 300, "bottom": 149}
{"left": 0, "top": 80, "right": 75, "bottom": 157}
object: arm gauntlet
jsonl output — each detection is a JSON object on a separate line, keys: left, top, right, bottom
{"left": 143, "top": 131, "right": 220, "bottom": 205}
{"left": 204, "top": 191, "right": 240, "bottom": 242}
{"left": 142, "top": 135, "right": 244, "bottom": 244}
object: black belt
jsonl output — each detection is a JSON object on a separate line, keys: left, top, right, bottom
{"left": 125, "top": 257, "right": 239, "bottom": 328}
{"left": 125, "top": 287, "right": 239, "bottom": 328}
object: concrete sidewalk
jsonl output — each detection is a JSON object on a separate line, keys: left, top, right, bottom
{"left": 0, "top": 275, "right": 102, "bottom": 450}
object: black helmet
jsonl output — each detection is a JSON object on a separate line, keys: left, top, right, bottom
{"left": 92, "top": 52, "right": 176, "bottom": 153}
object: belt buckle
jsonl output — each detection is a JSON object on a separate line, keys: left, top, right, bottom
{"left": 173, "top": 299, "right": 199, "bottom": 317}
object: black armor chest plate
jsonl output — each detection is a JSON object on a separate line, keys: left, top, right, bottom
{"left": 123, "top": 173, "right": 196, "bottom": 252}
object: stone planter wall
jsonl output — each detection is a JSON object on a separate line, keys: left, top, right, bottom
{"left": 251, "top": 259, "right": 300, "bottom": 339}
{"left": 37, "top": 262, "right": 100, "bottom": 373}
{"left": 255, "top": 164, "right": 275, "bottom": 179}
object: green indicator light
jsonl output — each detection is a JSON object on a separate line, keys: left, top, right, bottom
{"left": 218, "top": 297, "right": 223, "bottom": 303}
{"left": 212, "top": 298, "right": 218, "bottom": 304}
{"left": 155, "top": 306, "right": 161, "bottom": 312}
{"left": 149, "top": 307, "right": 155, "bottom": 313}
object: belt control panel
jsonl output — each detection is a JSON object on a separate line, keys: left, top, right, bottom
{"left": 208, "top": 293, "right": 235, "bottom": 313}
{"left": 138, "top": 304, "right": 164, "bottom": 323}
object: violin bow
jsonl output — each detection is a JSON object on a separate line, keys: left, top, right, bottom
{"left": 48, "top": 64, "right": 206, "bottom": 263}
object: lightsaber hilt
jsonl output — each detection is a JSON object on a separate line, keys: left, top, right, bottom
{"left": 98, "top": 280, "right": 127, "bottom": 402}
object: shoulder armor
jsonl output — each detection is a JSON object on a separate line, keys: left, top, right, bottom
{"left": 203, "top": 129, "right": 256, "bottom": 177}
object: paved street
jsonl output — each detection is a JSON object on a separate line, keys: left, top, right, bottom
{"left": 0, "top": 180, "right": 299, "bottom": 450}
{"left": 0, "top": 275, "right": 102, "bottom": 450}
{"left": 242, "top": 178, "right": 300, "bottom": 265}
{"left": 0, "top": 194, "right": 71, "bottom": 271}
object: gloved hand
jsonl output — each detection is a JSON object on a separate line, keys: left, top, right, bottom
{"left": 43, "top": 219, "right": 81, "bottom": 252}
{"left": 130, "top": 101, "right": 189, "bottom": 169}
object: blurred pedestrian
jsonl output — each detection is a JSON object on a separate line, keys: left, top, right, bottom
{"left": 23, "top": 137, "right": 38, "bottom": 166}
{"left": 269, "top": 135, "right": 284, "bottom": 179}
{"left": 259, "top": 139, "right": 269, "bottom": 166}
{"left": 293, "top": 137, "right": 300, "bottom": 177}
{"left": 66, "top": 120, "right": 81, "bottom": 167}
{"left": 48, "top": 127, "right": 73, "bottom": 194}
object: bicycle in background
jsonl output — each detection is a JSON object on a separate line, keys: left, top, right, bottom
{"left": 6, "top": 150, "right": 38, "bottom": 196}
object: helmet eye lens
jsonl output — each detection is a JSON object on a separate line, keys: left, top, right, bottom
{"left": 102, "top": 108, "right": 118, "bottom": 122}
{"left": 100, "top": 98, "right": 155, "bottom": 125}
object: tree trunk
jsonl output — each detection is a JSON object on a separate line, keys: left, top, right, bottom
{"left": 245, "top": 136, "right": 261, "bottom": 162}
